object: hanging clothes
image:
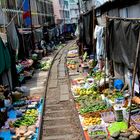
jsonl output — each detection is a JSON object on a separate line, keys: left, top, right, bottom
{"left": 0, "top": 37, "right": 11, "bottom": 74}
{"left": 94, "top": 25, "right": 104, "bottom": 60}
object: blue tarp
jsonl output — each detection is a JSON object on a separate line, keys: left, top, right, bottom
{"left": 23, "top": 0, "right": 31, "bottom": 27}
{"left": 0, "top": 99, "right": 43, "bottom": 140}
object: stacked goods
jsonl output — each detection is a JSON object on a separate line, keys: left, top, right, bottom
{"left": 67, "top": 60, "right": 77, "bottom": 70}
{"left": 67, "top": 49, "right": 78, "bottom": 58}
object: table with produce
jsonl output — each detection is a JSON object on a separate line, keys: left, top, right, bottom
{"left": 68, "top": 47, "right": 140, "bottom": 140}
{"left": 0, "top": 85, "right": 44, "bottom": 140}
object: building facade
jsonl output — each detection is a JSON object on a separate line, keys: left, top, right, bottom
{"left": 0, "top": 0, "right": 54, "bottom": 27}
{"left": 69, "top": 0, "right": 79, "bottom": 24}
{"left": 53, "top": 0, "right": 71, "bottom": 24}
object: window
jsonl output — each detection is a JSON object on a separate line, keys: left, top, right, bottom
{"left": 64, "top": 1, "right": 68, "bottom": 9}
{"left": 65, "top": 11, "right": 69, "bottom": 18}
{"left": 75, "top": 9, "right": 78, "bottom": 14}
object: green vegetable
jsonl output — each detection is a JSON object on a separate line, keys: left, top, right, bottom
{"left": 79, "top": 101, "right": 108, "bottom": 114}
{"left": 89, "top": 130, "right": 106, "bottom": 136}
{"left": 13, "top": 110, "right": 38, "bottom": 127}
{"left": 108, "top": 122, "right": 128, "bottom": 135}
{"left": 83, "top": 52, "right": 87, "bottom": 61}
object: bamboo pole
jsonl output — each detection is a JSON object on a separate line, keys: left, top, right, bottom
{"left": 128, "top": 31, "right": 140, "bottom": 127}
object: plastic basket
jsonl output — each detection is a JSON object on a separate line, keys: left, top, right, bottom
{"left": 88, "top": 125, "right": 108, "bottom": 139}
{"left": 131, "top": 114, "right": 140, "bottom": 125}
{"left": 101, "top": 111, "right": 115, "bottom": 123}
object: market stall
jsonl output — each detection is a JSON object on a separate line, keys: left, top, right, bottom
{"left": 67, "top": 44, "right": 140, "bottom": 140}
{"left": 0, "top": 85, "right": 44, "bottom": 140}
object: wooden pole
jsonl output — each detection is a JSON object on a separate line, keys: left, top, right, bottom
{"left": 128, "top": 31, "right": 140, "bottom": 127}
{"left": 103, "top": 15, "right": 109, "bottom": 86}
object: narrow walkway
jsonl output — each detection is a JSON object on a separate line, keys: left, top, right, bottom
{"left": 42, "top": 41, "right": 84, "bottom": 140}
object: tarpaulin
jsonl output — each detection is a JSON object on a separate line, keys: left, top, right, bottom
{"left": 0, "top": 6, "right": 8, "bottom": 25}
{"left": 108, "top": 19, "right": 140, "bottom": 68}
{"left": 34, "top": 28, "right": 43, "bottom": 42}
{"left": 23, "top": 0, "right": 31, "bottom": 27}
{"left": 83, "top": 10, "right": 93, "bottom": 52}
{"left": 79, "top": 20, "right": 84, "bottom": 43}
{"left": 0, "top": 37, "right": 11, "bottom": 74}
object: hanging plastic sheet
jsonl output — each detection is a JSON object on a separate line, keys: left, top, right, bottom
{"left": 0, "top": 37, "right": 11, "bottom": 74}
{"left": 34, "top": 28, "right": 43, "bottom": 42}
{"left": 83, "top": 10, "right": 93, "bottom": 52}
{"left": 0, "top": 6, "right": 8, "bottom": 25}
{"left": 108, "top": 19, "right": 140, "bottom": 68}
{"left": 79, "top": 19, "right": 84, "bottom": 43}
{"left": 17, "top": 30, "right": 32, "bottom": 60}
{"left": 7, "top": 21, "right": 19, "bottom": 50}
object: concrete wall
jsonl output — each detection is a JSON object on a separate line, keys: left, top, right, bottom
{"left": 53, "top": 0, "right": 61, "bottom": 24}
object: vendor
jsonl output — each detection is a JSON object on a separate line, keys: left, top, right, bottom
{"left": 4, "top": 90, "right": 12, "bottom": 109}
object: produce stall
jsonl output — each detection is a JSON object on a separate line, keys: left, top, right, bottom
{"left": 0, "top": 84, "right": 44, "bottom": 140}
{"left": 68, "top": 45, "right": 140, "bottom": 140}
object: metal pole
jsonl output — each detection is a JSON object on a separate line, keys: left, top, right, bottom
{"left": 28, "top": 0, "right": 35, "bottom": 49}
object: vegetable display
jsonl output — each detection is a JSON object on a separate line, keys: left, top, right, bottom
{"left": 40, "top": 60, "right": 52, "bottom": 71}
{"left": 110, "top": 130, "right": 140, "bottom": 140}
{"left": 108, "top": 122, "right": 128, "bottom": 135}
{"left": 14, "top": 109, "right": 38, "bottom": 127}
{"left": 79, "top": 101, "right": 107, "bottom": 114}
{"left": 103, "top": 89, "right": 123, "bottom": 102}
{"left": 68, "top": 45, "right": 140, "bottom": 140}
{"left": 89, "top": 130, "right": 106, "bottom": 136}
{"left": 73, "top": 84, "right": 97, "bottom": 96}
